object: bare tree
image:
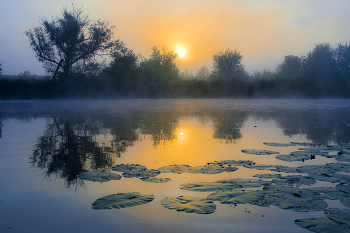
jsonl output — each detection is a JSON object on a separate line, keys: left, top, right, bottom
{"left": 25, "top": 5, "right": 116, "bottom": 81}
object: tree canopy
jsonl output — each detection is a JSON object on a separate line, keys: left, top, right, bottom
{"left": 25, "top": 6, "right": 116, "bottom": 81}
{"left": 212, "top": 49, "right": 245, "bottom": 80}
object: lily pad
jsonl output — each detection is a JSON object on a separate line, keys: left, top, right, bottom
{"left": 253, "top": 173, "right": 282, "bottom": 179}
{"left": 140, "top": 177, "right": 172, "bottom": 183}
{"left": 324, "top": 208, "right": 350, "bottom": 225}
{"left": 181, "top": 179, "right": 271, "bottom": 192}
{"left": 241, "top": 149, "right": 280, "bottom": 155}
{"left": 272, "top": 175, "right": 316, "bottom": 187}
{"left": 157, "top": 164, "right": 196, "bottom": 174}
{"left": 290, "top": 142, "right": 321, "bottom": 147}
{"left": 78, "top": 172, "right": 122, "bottom": 182}
{"left": 181, "top": 181, "right": 241, "bottom": 192}
{"left": 261, "top": 185, "right": 328, "bottom": 212}
{"left": 207, "top": 189, "right": 265, "bottom": 204}
{"left": 295, "top": 218, "right": 350, "bottom": 233}
{"left": 92, "top": 192, "right": 154, "bottom": 210}
{"left": 243, "top": 164, "right": 278, "bottom": 170}
{"left": 213, "top": 160, "right": 256, "bottom": 166}
{"left": 309, "top": 187, "right": 349, "bottom": 200}
{"left": 193, "top": 164, "right": 238, "bottom": 174}
{"left": 111, "top": 164, "right": 147, "bottom": 173}
{"left": 263, "top": 142, "right": 294, "bottom": 147}
{"left": 160, "top": 196, "right": 216, "bottom": 214}
{"left": 271, "top": 165, "right": 299, "bottom": 173}
{"left": 122, "top": 169, "right": 160, "bottom": 179}
{"left": 340, "top": 197, "right": 350, "bottom": 208}
{"left": 276, "top": 154, "right": 313, "bottom": 162}
{"left": 336, "top": 184, "right": 350, "bottom": 194}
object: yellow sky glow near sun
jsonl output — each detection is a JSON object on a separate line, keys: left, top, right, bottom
{"left": 87, "top": 0, "right": 317, "bottom": 72}
{"left": 3, "top": 0, "right": 349, "bottom": 75}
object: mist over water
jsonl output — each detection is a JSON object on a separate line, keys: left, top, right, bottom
{"left": 1, "top": 99, "right": 350, "bottom": 233}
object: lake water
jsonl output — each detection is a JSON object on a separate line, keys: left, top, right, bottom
{"left": 1, "top": 99, "right": 350, "bottom": 233}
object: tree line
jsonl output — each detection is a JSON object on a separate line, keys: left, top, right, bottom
{"left": 1, "top": 6, "right": 350, "bottom": 99}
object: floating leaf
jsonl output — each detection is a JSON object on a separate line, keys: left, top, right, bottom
{"left": 157, "top": 164, "right": 196, "bottom": 174}
{"left": 160, "top": 196, "right": 216, "bottom": 214}
{"left": 241, "top": 149, "right": 280, "bottom": 155}
{"left": 295, "top": 218, "right": 350, "bottom": 233}
{"left": 272, "top": 175, "right": 316, "bottom": 187}
{"left": 78, "top": 172, "right": 122, "bottom": 182}
{"left": 243, "top": 164, "right": 278, "bottom": 170}
{"left": 92, "top": 192, "right": 154, "bottom": 210}
{"left": 122, "top": 169, "right": 160, "bottom": 178}
{"left": 193, "top": 164, "right": 238, "bottom": 174}
{"left": 271, "top": 165, "right": 299, "bottom": 173}
{"left": 340, "top": 197, "right": 350, "bottom": 208}
{"left": 111, "top": 164, "right": 147, "bottom": 173}
{"left": 308, "top": 187, "right": 349, "bottom": 200}
{"left": 336, "top": 184, "right": 350, "bottom": 194}
{"left": 207, "top": 189, "right": 265, "bottom": 204}
{"left": 213, "top": 160, "right": 256, "bottom": 166}
{"left": 324, "top": 208, "right": 350, "bottom": 225}
{"left": 253, "top": 173, "right": 282, "bottom": 179}
{"left": 181, "top": 179, "right": 271, "bottom": 192}
{"left": 181, "top": 181, "right": 241, "bottom": 192}
{"left": 290, "top": 142, "right": 321, "bottom": 147}
{"left": 140, "top": 177, "right": 171, "bottom": 183}
{"left": 262, "top": 185, "right": 328, "bottom": 212}
{"left": 276, "top": 154, "right": 313, "bottom": 162}
{"left": 263, "top": 142, "right": 294, "bottom": 147}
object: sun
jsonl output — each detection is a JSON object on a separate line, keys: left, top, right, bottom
{"left": 176, "top": 47, "right": 186, "bottom": 58}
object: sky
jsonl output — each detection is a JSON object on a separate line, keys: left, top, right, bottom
{"left": 1, "top": 0, "right": 350, "bottom": 75}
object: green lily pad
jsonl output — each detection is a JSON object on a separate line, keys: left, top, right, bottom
{"left": 263, "top": 142, "right": 294, "bottom": 147}
{"left": 92, "top": 192, "right": 154, "bottom": 210}
{"left": 241, "top": 149, "right": 280, "bottom": 155}
{"left": 272, "top": 175, "right": 316, "bottom": 187}
{"left": 324, "top": 208, "right": 350, "bottom": 225}
{"left": 276, "top": 154, "right": 313, "bottom": 162}
{"left": 309, "top": 187, "right": 349, "bottom": 200}
{"left": 336, "top": 155, "right": 350, "bottom": 162}
{"left": 336, "top": 184, "right": 350, "bottom": 194}
{"left": 243, "top": 164, "right": 278, "bottom": 170}
{"left": 158, "top": 164, "right": 238, "bottom": 175}
{"left": 78, "top": 172, "right": 122, "bottom": 182}
{"left": 290, "top": 142, "right": 321, "bottom": 147}
{"left": 213, "top": 160, "right": 256, "bottom": 166}
{"left": 122, "top": 169, "right": 160, "bottom": 178}
{"left": 207, "top": 189, "right": 265, "bottom": 204}
{"left": 112, "top": 163, "right": 160, "bottom": 178}
{"left": 140, "top": 177, "right": 172, "bottom": 183}
{"left": 271, "top": 165, "right": 300, "bottom": 173}
{"left": 181, "top": 179, "right": 271, "bottom": 192}
{"left": 157, "top": 164, "right": 196, "bottom": 174}
{"left": 295, "top": 218, "right": 350, "bottom": 233}
{"left": 193, "top": 164, "right": 238, "bottom": 174}
{"left": 111, "top": 164, "right": 147, "bottom": 173}
{"left": 181, "top": 181, "right": 241, "bottom": 192}
{"left": 253, "top": 173, "right": 282, "bottom": 179}
{"left": 340, "top": 197, "right": 350, "bottom": 208}
{"left": 262, "top": 185, "right": 328, "bottom": 212}
{"left": 160, "top": 196, "right": 216, "bottom": 214}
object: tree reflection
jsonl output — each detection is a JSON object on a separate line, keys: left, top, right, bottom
{"left": 211, "top": 111, "right": 247, "bottom": 143}
{"left": 30, "top": 116, "right": 136, "bottom": 187}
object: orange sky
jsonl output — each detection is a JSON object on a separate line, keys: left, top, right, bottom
{"left": 2, "top": 0, "right": 350, "bottom": 74}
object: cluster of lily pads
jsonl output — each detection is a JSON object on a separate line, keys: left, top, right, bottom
{"left": 77, "top": 142, "right": 350, "bottom": 232}
{"left": 262, "top": 142, "right": 350, "bottom": 162}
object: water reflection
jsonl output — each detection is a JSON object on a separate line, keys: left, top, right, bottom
{"left": 1, "top": 100, "right": 350, "bottom": 187}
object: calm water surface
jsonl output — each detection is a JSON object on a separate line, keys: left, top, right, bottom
{"left": 1, "top": 99, "right": 350, "bottom": 233}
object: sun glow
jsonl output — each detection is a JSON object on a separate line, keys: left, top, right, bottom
{"left": 176, "top": 47, "right": 186, "bottom": 58}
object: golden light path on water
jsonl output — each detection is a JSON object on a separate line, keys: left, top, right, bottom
{"left": 79, "top": 116, "right": 336, "bottom": 233}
